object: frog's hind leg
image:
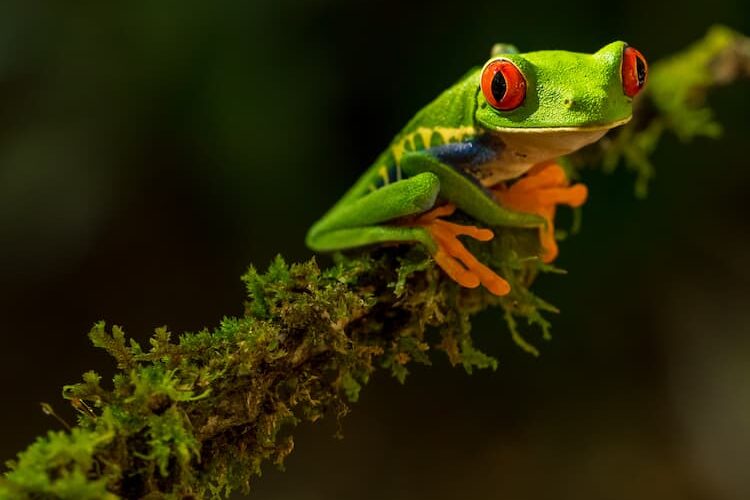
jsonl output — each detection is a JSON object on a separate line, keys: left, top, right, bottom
{"left": 307, "top": 172, "right": 441, "bottom": 248}
{"left": 310, "top": 216, "right": 509, "bottom": 296}
{"left": 307, "top": 169, "right": 511, "bottom": 296}
{"left": 305, "top": 225, "right": 437, "bottom": 253}
{"left": 308, "top": 222, "right": 489, "bottom": 289}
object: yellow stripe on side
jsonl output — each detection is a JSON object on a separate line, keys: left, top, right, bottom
{"left": 390, "top": 125, "right": 476, "bottom": 164}
{"left": 378, "top": 165, "right": 390, "bottom": 186}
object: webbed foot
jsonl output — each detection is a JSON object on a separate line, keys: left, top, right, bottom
{"left": 493, "top": 162, "right": 588, "bottom": 263}
{"left": 411, "top": 204, "right": 511, "bottom": 296}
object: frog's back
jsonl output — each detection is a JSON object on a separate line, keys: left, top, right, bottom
{"left": 333, "top": 69, "right": 482, "bottom": 208}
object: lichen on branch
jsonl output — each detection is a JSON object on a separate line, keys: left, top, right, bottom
{"left": 1, "top": 25, "right": 748, "bottom": 500}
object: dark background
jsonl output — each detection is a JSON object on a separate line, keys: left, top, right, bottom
{"left": 1, "top": 1, "right": 749, "bottom": 499}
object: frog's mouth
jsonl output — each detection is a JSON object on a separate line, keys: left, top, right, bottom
{"left": 488, "top": 115, "right": 632, "bottom": 134}
{"left": 477, "top": 116, "right": 631, "bottom": 185}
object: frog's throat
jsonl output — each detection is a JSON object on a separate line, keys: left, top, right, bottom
{"left": 478, "top": 116, "right": 631, "bottom": 186}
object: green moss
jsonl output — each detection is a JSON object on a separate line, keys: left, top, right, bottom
{"left": 1, "top": 428, "right": 117, "bottom": 500}
{"left": 2, "top": 26, "right": 747, "bottom": 499}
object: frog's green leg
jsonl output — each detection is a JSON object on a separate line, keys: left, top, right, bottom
{"left": 306, "top": 172, "right": 441, "bottom": 249}
{"left": 309, "top": 212, "right": 510, "bottom": 295}
{"left": 306, "top": 171, "right": 511, "bottom": 296}
{"left": 400, "top": 150, "right": 544, "bottom": 228}
{"left": 306, "top": 225, "right": 436, "bottom": 253}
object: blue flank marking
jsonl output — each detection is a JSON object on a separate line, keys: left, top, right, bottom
{"left": 429, "top": 141, "right": 496, "bottom": 167}
{"left": 370, "top": 141, "right": 498, "bottom": 197}
{"left": 425, "top": 140, "right": 498, "bottom": 197}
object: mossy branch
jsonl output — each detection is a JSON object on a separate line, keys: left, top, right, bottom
{"left": 1, "top": 26, "right": 747, "bottom": 499}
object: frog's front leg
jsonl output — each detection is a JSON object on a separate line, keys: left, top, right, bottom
{"left": 402, "top": 150, "right": 586, "bottom": 264}
{"left": 400, "top": 150, "right": 545, "bottom": 229}
{"left": 492, "top": 162, "right": 588, "bottom": 263}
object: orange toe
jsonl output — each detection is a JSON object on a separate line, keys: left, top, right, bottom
{"left": 513, "top": 162, "right": 567, "bottom": 191}
{"left": 433, "top": 219, "right": 494, "bottom": 242}
{"left": 411, "top": 204, "right": 510, "bottom": 296}
{"left": 539, "top": 223, "right": 559, "bottom": 263}
{"left": 536, "top": 185, "right": 588, "bottom": 207}
{"left": 432, "top": 248, "right": 481, "bottom": 289}
{"left": 431, "top": 223, "right": 510, "bottom": 295}
{"left": 494, "top": 162, "right": 588, "bottom": 263}
{"left": 415, "top": 203, "right": 456, "bottom": 223}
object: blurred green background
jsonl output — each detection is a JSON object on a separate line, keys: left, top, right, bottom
{"left": 1, "top": 1, "right": 748, "bottom": 499}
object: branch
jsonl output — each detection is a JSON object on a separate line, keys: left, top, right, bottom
{"left": 1, "top": 26, "right": 747, "bottom": 499}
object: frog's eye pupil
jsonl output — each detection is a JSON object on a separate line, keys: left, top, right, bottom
{"left": 636, "top": 56, "right": 646, "bottom": 86}
{"left": 491, "top": 71, "right": 507, "bottom": 103}
{"left": 481, "top": 59, "right": 526, "bottom": 111}
{"left": 622, "top": 46, "right": 648, "bottom": 97}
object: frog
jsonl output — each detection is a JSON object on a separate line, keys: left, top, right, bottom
{"left": 306, "top": 41, "right": 648, "bottom": 296}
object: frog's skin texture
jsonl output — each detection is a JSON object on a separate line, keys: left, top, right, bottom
{"left": 307, "top": 41, "right": 645, "bottom": 296}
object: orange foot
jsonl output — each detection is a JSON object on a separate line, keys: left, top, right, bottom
{"left": 493, "top": 162, "right": 588, "bottom": 263}
{"left": 411, "top": 204, "right": 510, "bottom": 296}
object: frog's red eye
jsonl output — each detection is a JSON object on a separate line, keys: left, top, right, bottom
{"left": 481, "top": 59, "right": 526, "bottom": 111}
{"left": 622, "top": 46, "right": 648, "bottom": 97}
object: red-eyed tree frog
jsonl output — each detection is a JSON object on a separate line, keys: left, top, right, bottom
{"left": 307, "top": 42, "right": 648, "bottom": 296}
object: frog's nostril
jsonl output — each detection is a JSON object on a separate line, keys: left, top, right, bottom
{"left": 563, "top": 94, "right": 581, "bottom": 109}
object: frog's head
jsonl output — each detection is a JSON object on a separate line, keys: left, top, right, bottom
{"left": 475, "top": 41, "right": 647, "bottom": 133}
